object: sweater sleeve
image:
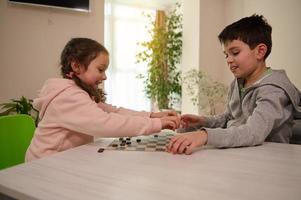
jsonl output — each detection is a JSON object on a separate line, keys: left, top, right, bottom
{"left": 49, "top": 89, "right": 161, "bottom": 137}
{"left": 206, "top": 86, "right": 292, "bottom": 148}
{"left": 97, "top": 102, "right": 150, "bottom": 117}
{"left": 204, "top": 106, "right": 232, "bottom": 128}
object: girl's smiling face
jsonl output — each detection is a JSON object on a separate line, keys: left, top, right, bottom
{"left": 77, "top": 52, "right": 109, "bottom": 89}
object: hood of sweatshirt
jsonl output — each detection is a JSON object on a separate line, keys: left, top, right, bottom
{"left": 233, "top": 69, "right": 301, "bottom": 116}
{"left": 260, "top": 70, "right": 300, "bottom": 111}
{"left": 34, "top": 78, "right": 76, "bottom": 120}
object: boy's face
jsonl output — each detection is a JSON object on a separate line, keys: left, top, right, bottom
{"left": 222, "top": 39, "right": 260, "bottom": 79}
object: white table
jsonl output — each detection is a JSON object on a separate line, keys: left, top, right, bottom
{"left": 0, "top": 140, "right": 301, "bottom": 200}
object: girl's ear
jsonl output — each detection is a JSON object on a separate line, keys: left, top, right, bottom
{"left": 70, "top": 61, "right": 81, "bottom": 74}
{"left": 256, "top": 43, "right": 267, "bottom": 60}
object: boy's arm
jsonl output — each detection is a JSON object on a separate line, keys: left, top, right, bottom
{"left": 204, "top": 106, "right": 232, "bottom": 128}
{"left": 205, "top": 86, "right": 291, "bottom": 148}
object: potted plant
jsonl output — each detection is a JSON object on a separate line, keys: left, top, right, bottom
{"left": 136, "top": 3, "right": 182, "bottom": 110}
{"left": 0, "top": 96, "right": 39, "bottom": 126}
{"left": 183, "top": 69, "right": 228, "bottom": 116}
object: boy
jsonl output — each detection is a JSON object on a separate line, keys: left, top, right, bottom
{"left": 167, "top": 14, "right": 301, "bottom": 155}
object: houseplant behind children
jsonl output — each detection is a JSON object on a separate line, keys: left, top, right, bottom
{"left": 26, "top": 38, "right": 180, "bottom": 161}
{"left": 167, "top": 14, "right": 301, "bottom": 155}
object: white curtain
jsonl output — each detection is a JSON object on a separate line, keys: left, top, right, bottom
{"left": 104, "top": 1, "right": 155, "bottom": 111}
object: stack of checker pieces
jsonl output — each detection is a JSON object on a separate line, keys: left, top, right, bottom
{"left": 106, "top": 131, "right": 176, "bottom": 152}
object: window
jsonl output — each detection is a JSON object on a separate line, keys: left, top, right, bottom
{"left": 104, "top": 1, "right": 155, "bottom": 111}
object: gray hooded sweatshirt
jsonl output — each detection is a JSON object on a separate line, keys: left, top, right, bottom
{"left": 205, "top": 69, "right": 301, "bottom": 148}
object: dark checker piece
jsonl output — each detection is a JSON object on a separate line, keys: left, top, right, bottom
{"left": 97, "top": 148, "right": 105, "bottom": 153}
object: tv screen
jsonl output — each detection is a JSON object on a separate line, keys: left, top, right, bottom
{"left": 8, "top": 0, "right": 90, "bottom": 12}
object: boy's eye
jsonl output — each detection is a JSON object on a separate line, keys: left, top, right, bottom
{"left": 232, "top": 51, "right": 239, "bottom": 56}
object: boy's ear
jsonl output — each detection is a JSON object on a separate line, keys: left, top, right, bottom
{"left": 70, "top": 61, "right": 81, "bottom": 74}
{"left": 256, "top": 43, "right": 267, "bottom": 60}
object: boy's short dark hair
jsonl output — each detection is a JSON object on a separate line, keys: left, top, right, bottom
{"left": 218, "top": 14, "right": 272, "bottom": 60}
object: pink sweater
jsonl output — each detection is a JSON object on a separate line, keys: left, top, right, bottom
{"left": 25, "top": 78, "right": 161, "bottom": 161}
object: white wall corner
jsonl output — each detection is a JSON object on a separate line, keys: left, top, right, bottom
{"left": 181, "top": 0, "right": 200, "bottom": 115}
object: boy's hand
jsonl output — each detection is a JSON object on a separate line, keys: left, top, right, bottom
{"left": 167, "top": 130, "right": 208, "bottom": 155}
{"left": 151, "top": 110, "right": 178, "bottom": 118}
{"left": 160, "top": 116, "right": 181, "bottom": 130}
{"left": 181, "top": 114, "right": 205, "bottom": 128}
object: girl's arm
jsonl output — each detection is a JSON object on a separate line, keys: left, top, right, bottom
{"left": 51, "top": 89, "right": 161, "bottom": 137}
{"left": 97, "top": 102, "right": 150, "bottom": 117}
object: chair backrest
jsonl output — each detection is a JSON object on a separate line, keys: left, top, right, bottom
{"left": 291, "top": 119, "right": 301, "bottom": 144}
{"left": 0, "top": 114, "right": 35, "bottom": 170}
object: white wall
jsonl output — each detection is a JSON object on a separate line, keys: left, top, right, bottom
{"left": 181, "top": 0, "right": 200, "bottom": 114}
{"left": 199, "top": 0, "right": 228, "bottom": 82}
{"left": 0, "top": 0, "right": 104, "bottom": 103}
{"left": 181, "top": 0, "right": 229, "bottom": 114}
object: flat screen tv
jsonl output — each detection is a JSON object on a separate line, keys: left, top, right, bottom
{"left": 8, "top": 0, "right": 90, "bottom": 12}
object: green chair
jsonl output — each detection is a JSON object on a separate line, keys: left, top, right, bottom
{"left": 0, "top": 114, "right": 35, "bottom": 170}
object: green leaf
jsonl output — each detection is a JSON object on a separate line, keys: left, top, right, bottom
{"left": 135, "top": 3, "right": 183, "bottom": 109}
{"left": 0, "top": 96, "right": 39, "bottom": 126}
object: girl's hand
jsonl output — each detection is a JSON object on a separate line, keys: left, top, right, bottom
{"left": 180, "top": 114, "right": 205, "bottom": 128}
{"left": 160, "top": 116, "right": 181, "bottom": 130}
{"left": 151, "top": 110, "right": 178, "bottom": 118}
{"left": 167, "top": 130, "right": 208, "bottom": 155}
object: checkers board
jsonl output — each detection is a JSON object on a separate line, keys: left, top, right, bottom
{"left": 105, "top": 131, "right": 176, "bottom": 152}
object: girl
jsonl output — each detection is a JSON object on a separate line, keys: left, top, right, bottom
{"left": 26, "top": 38, "right": 180, "bottom": 161}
